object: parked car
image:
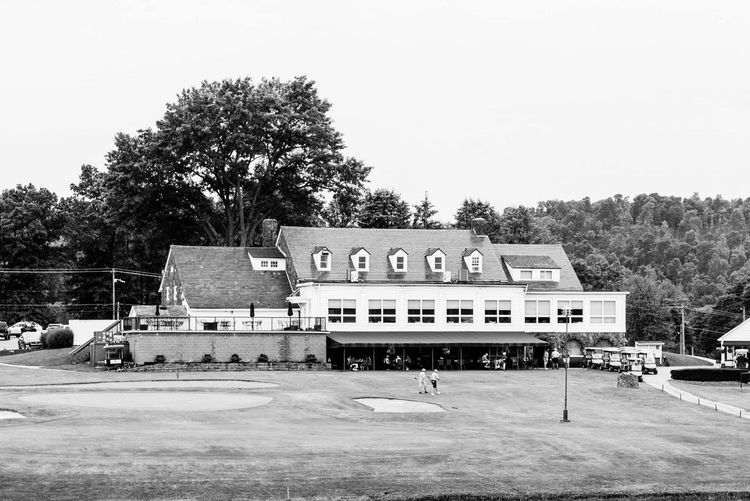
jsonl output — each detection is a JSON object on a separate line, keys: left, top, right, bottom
{"left": 0, "top": 321, "right": 8, "bottom": 340}
{"left": 18, "top": 328, "right": 43, "bottom": 349}
{"left": 8, "top": 321, "right": 43, "bottom": 338}
{"left": 43, "top": 323, "right": 65, "bottom": 335}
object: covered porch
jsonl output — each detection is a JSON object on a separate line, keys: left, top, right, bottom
{"left": 327, "top": 331, "right": 549, "bottom": 371}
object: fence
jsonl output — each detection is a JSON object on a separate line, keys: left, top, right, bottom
{"left": 120, "top": 315, "right": 327, "bottom": 333}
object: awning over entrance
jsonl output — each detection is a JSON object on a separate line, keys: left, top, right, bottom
{"left": 327, "top": 331, "right": 547, "bottom": 348}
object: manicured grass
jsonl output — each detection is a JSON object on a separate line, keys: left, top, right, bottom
{"left": 0, "top": 368, "right": 749, "bottom": 500}
{"left": 0, "top": 347, "right": 77, "bottom": 367}
{"left": 662, "top": 351, "right": 715, "bottom": 367}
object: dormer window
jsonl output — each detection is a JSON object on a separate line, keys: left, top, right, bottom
{"left": 462, "top": 249, "right": 483, "bottom": 274}
{"left": 387, "top": 248, "right": 408, "bottom": 273}
{"left": 540, "top": 270, "right": 553, "bottom": 280}
{"left": 520, "top": 270, "right": 532, "bottom": 280}
{"left": 425, "top": 248, "right": 446, "bottom": 273}
{"left": 349, "top": 248, "right": 370, "bottom": 272}
{"left": 312, "top": 247, "right": 332, "bottom": 272}
{"left": 471, "top": 256, "right": 481, "bottom": 272}
{"left": 261, "top": 260, "right": 269, "bottom": 268}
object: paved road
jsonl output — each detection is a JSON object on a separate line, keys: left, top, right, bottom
{"left": 642, "top": 367, "right": 750, "bottom": 420}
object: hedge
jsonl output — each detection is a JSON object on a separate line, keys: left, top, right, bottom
{"left": 40, "top": 327, "right": 74, "bottom": 349}
{"left": 671, "top": 368, "right": 750, "bottom": 383}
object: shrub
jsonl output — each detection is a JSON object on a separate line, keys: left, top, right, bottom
{"left": 305, "top": 354, "right": 317, "bottom": 363}
{"left": 257, "top": 353, "right": 269, "bottom": 363}
{"left": 230, "top": 354, "right": 241, "bottom": 363}
{"left": 671, "top": 368, "right": 750, "bottom": 383}
{"left": 154, "top": 354, "right": 166, "bottom": 364}
{"left": 41, "top": 327, "right": 74, "bottom": 349}
{"left": 201, "top": 353, "right": 214, "bottom": 363}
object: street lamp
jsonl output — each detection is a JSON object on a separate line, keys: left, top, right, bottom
{"left": 561, "top": 306, "right": 571, "bottom": 423}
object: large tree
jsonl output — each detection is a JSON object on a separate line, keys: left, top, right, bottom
{"left": 140, "top": 76, "right": 371, "bottom": 245}
{"left": 358, "top": 189, "right": 412, "bottom": 229}
{"left": 0, "top": 184, "right": 65, "bottom": 324}
{"left": 412, "top": 193, "right": 442, "bottom": 229}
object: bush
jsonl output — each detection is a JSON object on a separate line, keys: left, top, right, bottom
{"left": 41, "top": 327, "right": 74, "bottom": 349}
{"left": 154, "top": 354, "right": 166, "bottom": 364}
{"left": 257, "top": 353, "right": 269, "bottom": 363}
{"left": 671, "top": 368, "right": 750, "bottom": 383}
{"left": 305, "top": 354, "right": 317, "bottom": 363}
{"left": 230, "top": 354, "right": 241, "bottom": 363}
{"left": 201, "top": 353, "right": 214, "bottom": 363}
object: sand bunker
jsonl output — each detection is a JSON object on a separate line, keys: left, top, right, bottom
{"left": 20, "top": 392, "right": 272, "bottom": 412}
{"left": 355, "top": 398, "right": 444, "bottom": 413}
{"left": 2, "top": 380, "right": 277, "bottom": 390}
{"left": 0, "top": 410, "right": 25, "bottom": 420}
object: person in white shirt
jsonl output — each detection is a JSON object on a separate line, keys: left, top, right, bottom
{"left": 430, "top": 369, "right": 440, "bottom": 395}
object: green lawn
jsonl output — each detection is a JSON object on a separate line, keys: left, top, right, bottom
{"left": 0, "top": 367, "right": 749, "bottom": 501}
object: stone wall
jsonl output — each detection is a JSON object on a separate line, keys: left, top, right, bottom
{"left": 125, "top": 330, "right": 327, "bottom": 366}
{"left": 129, "top": 362, "right": 331, "bottom": 372}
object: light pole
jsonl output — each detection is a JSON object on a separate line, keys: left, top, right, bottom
{"left": 561, "top": 306, "right": 571, "bottom": 423}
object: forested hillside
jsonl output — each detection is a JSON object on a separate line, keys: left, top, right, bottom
{"left": 460, "top": 193, "right": 750, "bottom": 355}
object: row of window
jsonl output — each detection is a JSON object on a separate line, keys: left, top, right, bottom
{"left": 317, "top": 250, "right": 458, "bottom": 273}
{"left": 327, "top": 299, "right": 617, "bottom": 324}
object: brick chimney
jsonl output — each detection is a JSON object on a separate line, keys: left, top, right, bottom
{"left": 471, "top": 217, "right": 487, "bottom": 236}
{"left": 261, "top": 219, "right": 279, "bottom": 247}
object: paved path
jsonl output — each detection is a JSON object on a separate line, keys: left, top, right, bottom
{"left": 642, "top": 366, "right": 750, "bottom": 421}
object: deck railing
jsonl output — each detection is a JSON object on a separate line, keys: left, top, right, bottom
{"left": 120, "top": 316, "right": 327, "bottom": 333}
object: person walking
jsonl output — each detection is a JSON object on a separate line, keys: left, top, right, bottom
{"left": 543, "top": 349, "right": 549, "bottom": 370}
{"left": 418, "top": 368, "right": 428, "bottom": 394}
{"left": 551, "top": 347, "right": 560, "bottom": 369}
{"left": 430, "top": 369, "right": 440, "bottom": 395}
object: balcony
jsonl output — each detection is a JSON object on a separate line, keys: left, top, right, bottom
{"left": 120, "top": 316, "right": 327, "bottom": 333}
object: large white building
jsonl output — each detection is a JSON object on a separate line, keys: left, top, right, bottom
{"left": 156, "top": 219, "right": 628, "bottom": 370}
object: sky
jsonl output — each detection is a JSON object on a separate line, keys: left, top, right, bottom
{"left": 1, "top": 0, "right": 749, "bottom": 221}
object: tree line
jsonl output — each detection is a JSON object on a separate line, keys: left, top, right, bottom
{"left": 1, "top": 76, "right": 748, "bottom": 355}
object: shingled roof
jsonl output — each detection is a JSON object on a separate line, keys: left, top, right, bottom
{"left": 168, "top": 246, "right": 292, "bottom": 309}
{"left": 492, "top": 244, "right": 582, "bottom": 291}
{"left": 279, "top": 227, "right": 507, "bottom": 282}
{"left": 502, "top": 255, "right": 560, "bottom": 269}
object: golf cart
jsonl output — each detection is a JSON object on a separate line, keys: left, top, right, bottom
{"left": 620, "top": 347, "right": 644, "bottom": 381}
{"left": 584, "top": 347, "right": 604, "bottom": 370}
{"left": 642, "top": 351, "right": 658, "bottom": 375}
{"left": 602, "top": 347, "right": 622, "bottom": 372}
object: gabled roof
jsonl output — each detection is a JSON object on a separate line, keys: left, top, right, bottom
{"left": 493, "top": 244, "right": 582, "bottom": 291}
{"left": 280, "top": 227, "right": 507, "bottom": 282}
{"left": 349, "top": 247, "right": 370, "bottom": 256}
{"left": 461, "top": 248, "right": 483, "bottom": 257}
{"left": 387, "top": 248, "right": 408, "bottom": 256}
{"left": 718, "top": 318, "right": 750, "bottom": 345}
{"left": 246, "top": 247, "right": 285, "bottom": 259}
{"left": 424, "top": 248, "right": 445, "bottom": 257}
{"left": 502, "top": 255, "right": 560, "bottom": 269}
{"left": 312, "top": 246, "right": 331, "bottom": 254}
{"left": 169, "top": 245, "right": 291, "bottom": 309}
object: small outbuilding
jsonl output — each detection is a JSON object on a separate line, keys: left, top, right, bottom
{"left": 717, "top": 319, "right": 750, "bottom": 368}
{"left": 634, "top": 341, "right": 665, "bottom": 364}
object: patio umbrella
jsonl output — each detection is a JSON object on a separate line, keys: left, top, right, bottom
{"left": 250, "top": 303, "right": 255, "bottom": 330}
{"left": 287, "top": 303, "right": 293, "bottom": 317}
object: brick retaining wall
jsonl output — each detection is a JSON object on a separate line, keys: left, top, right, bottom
{"left": 128, "top": 362, "right": 331, "bottom": 372}
{"left": 125, "top": 331, "right": 327, "bottom": 366}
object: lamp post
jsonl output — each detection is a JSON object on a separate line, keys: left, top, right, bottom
{"left": 561, "top": 306, "right": 571, "bottom": 423}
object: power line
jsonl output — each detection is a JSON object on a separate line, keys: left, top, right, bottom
{"left": 0, "top": 267, "right": 161, "bottom": 278}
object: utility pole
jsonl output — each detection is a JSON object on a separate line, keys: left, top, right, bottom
{"left": 680, "top": 305, "right": 686, "bottom": 356}
{"left": 111, "top": 269, "right": 124, "bottom": 320}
